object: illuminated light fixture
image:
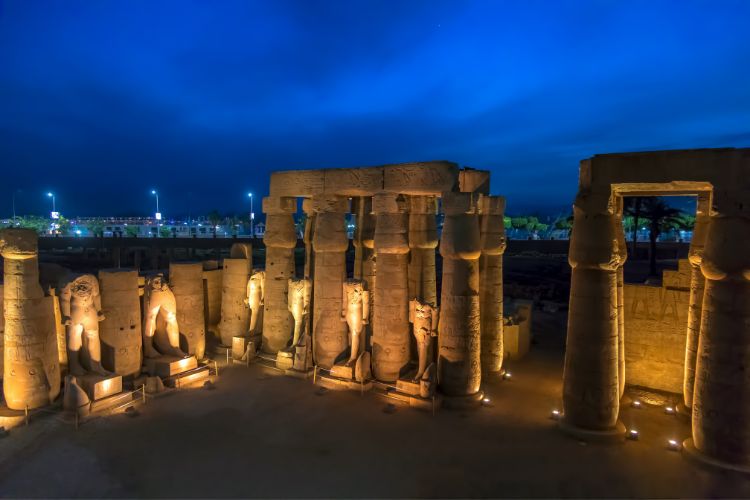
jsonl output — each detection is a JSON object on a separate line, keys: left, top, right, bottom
{"left": 482, "top": 397, "right": 491, "bottom": 404}
{"left": 550, "top": 409, "right": 562, "bottom": 420}
{"left": 665, "top": 406, "right": 675, "bottom": 415}
{"left": 627, "top": 429, "right": 639, "bottom": 441}
{"left": 632, "top": 400, "right": 642, "bottom": 409}
{"left": 503, "top": 371, "right": 512, "bottom": 380}
{"left": 667, "top": 439, "right": 681, "bottom": 451}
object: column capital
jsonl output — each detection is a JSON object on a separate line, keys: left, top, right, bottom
{"left": 262, "top": 196, "right": 296, "bottom": 215}
{"left": 0, "top": 228, "right": 38, "bottom": 259}
{"left": 372, "top": 192, "right": 408, "bottom": 214}
{"left": 311, "top": 195, "right": 350, "bottom": 213}
{"left": 478, "top": 195, "right": 505, "bottom": 215}
{"left": 409, "top": 195, "right": 438, "bottom": 215}
{"left": 441, "top": 192, "right": 478, "bottom": 216}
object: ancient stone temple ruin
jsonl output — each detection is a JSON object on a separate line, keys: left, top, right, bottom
{"left": 261, "top": 161, "right": 507, "bottom": 405}
{"left": 562, "top": 148, "right": 750, "bottom": 471}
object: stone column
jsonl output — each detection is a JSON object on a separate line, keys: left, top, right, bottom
{"left": 218, "top": 250, "right": 252, "bottom": 347}
{"left": 1, "top": 229, "right": 61, "bottom": 410}
{"left": 353, "top": 197, "right": 376, "bottom": 347}
{"left": 202, "top": 262, "right": 222, "bottom": 340}
{"left": 561, "top": 194, "right": 625, "bottom": 435}
{"left": 682, "top": 193, "right": 710, "bottom": 410}
{"left": 262, "top": 196, "right": 297, "bottom": 353}
{"left": 408, "top": 196, "right": 438, "bottom": 306}
{"left": 169, "top": 262, "right": 206, "bottom": 360}
{"left": 98, "top": 269, "right": 142, "bottom": 377}
{"left": 479, "top": 195, "right": 507, "bottom": 374}
{"left": 689, "top": 200, "right": 750, "bottom": 467}
{"left": 438, "top": 192, "right": 482, "bottom": 400}
{"left": 372, "top": 193, "right": 410, "bottom": 382}
{"left": 312, "top": 195, "right": 349, "bottom": 368}
{"left": 614, "top": 197, "right": 628, "bottom": 398}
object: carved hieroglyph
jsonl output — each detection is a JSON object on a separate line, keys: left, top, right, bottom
{"left": 262, "top": 197, "right": 296, "bottom": 353}
{"left": 408, "top": 196, "right": 438, "bottom": 306}
{"left": 478, "top": 195, "right": 507, "bottom": 374}
{"left": 98, "top": 269, "right": 142, "bottom": 377}
{"left": 143, "top": 275, "right": 186, "bottom": 358}
{"left": 341, "top": 280, "right": 369, "bottom": 365}
{"left": 312, "top": 195, "right": 349, "bottom": 368}
{"left": 1, "top": 228, "right": 61, "bottom": 410}
{"left": 170, "top": 262, "right": 206, "bottom": 359}
{"left": 409, "top": 299, "right": 438, "bottom": 381}
{"left": 438, "top": 192, "right": 482, "bottom": 397}
{"left": 247, "top": 270, "right": 265, "bottom": 338}
{"left": 218, "top": 253, "right": 252, "bottom": 347}
{"left": 372, "top": 193, "right": 410, "bottom": 382}
{"left": 59, "top": 274, "right": 109, "bottom": 376}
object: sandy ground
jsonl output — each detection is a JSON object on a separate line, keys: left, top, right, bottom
{"left": 1, "top": 322, "right": 748, "bottom": 499}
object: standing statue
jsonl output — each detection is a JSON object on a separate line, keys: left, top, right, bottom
{"left": 341, "top": 280, "right": 369, "bottom": 366}
{"left": 59, "top": 274, "right": 109, "bottom": 376}
{"left": 245, "top": 270, "right": 265, "bottom": 336}
{"left": 409, "top": 299, "right": 439, "bottom": 381}
{"left": 143, "top": 274, "right": 187, "bottom": 358}
{"left": 287, "top": 277, "right": 312, "bottom": 348}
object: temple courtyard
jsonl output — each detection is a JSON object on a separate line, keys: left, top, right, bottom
{"left": 1, "top": 313, "right": 747, "bottom": 498}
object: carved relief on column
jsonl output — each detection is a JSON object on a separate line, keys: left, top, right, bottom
{"left": 437, "top": 192, "right": 482, "bottom": 399}
{"left": 690, "top": 193, "right": 750, "bottom": 467}
{"left": 311, "top": 195, "right": 350, "bottom": 368}
{"left": 1, "top": 229, "right": 61, "bottom": 410}
{"left": 371, "top": 193, "right": 410, "bottom": 382}
{"left": 561, "top": 192, "right": 625, "bottom": 433}
{"left": 408, "top": 195, "right": 438, "bottom": 306}
{"left": 98, "top": 269, "right": 142, "bottom": 377}
{"left": 261, "top": 196, "right": 297, "bottom": 354}
{"left": 682, "top": 193, "right": 710, "bottom": 410}
{"left": 218, "top": 244, "right": 252, "bottom": 347}
{"left": 169, "top": 262, "right": 206, "bottom": 359}
{"left": 478, "top": 195, "right": 507, "bottom": 374}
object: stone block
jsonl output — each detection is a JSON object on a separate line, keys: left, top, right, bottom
{"left": 145, "top": 356, "right": 198, "bottom": 378}
{"left": 78, "top": 374, "right": 123, "bottom": 401}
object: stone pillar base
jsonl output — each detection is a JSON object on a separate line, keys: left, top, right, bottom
{"left": 675, "top": 402, "right": 692, "bottom": 423}
{"left": 558, "top": 418, "right": 626, "bottom": 443}
{"left": 440, "top": 390, "right": 484, "bottom": 410}
{"left": 683, "top": 439, "right": 750, "bottom": 474}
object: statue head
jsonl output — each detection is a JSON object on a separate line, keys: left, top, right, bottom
{"left": 344, "top": 279, "right": 365, "bottom": 304}
{"left": 147, "top": 274, "right": 169, "bottom": 292}
{"left": 71, "top": 274, "right": 97, "bottom": 297}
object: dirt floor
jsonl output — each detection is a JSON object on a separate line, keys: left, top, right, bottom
{"left": 1, "top": 311, "right": 749, "bottom": 498}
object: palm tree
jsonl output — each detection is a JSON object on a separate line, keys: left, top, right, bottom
{"left": 624, "top": 197, "right": 643, "bottom": 258}
{"left": 207, "top": 210, "right": 222, "bottom": 238}
{"left": 639, "top": 198, "right": 685, "bottom": 277}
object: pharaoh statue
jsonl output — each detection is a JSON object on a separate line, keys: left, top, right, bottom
{"left": 341, "top": 280, "right": 369, "bottom": 366}
{"left": 245, "top": 270, "right": 265, "bottom": 337}
{"left": 409, "top": 299, "right": 439, "bottom": 382}
{"left": 59, "top": 274, "right": 109, "bottom": 376}
{"left": 142, "top": 274, "right": 187, "bottom": 358}
{"left": 287, "top": 277, "right": 311, "bottom": 348}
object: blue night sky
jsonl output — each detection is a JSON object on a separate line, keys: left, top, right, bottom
{"left": 2, "top": 1, "right": 749, "bottom": 218}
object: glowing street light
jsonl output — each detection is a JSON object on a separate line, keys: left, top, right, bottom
{"left": 47, "top": 192, "right": 59, "bottom": 219}
{"left": 248, "top": 192, "right": 254, "bottom": 238}
{"left": 151, "top": 190, "right": 161, "bottom": 222}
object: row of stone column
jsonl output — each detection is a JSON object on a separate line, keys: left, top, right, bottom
{"left": 562, "top": 191, "right": 750, "bottom": 468}
{"left": 261, "top": 192, "right": 506, "bottom": 400}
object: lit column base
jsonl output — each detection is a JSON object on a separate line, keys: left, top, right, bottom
{"left": 683, "top": 439, "right": 750, "bottom": 474}
{"left": 675, "top": 402, "right": 692, "bottom": 423}
{"left": 440, "top": 390, "right": 484, "bottom": 410}
{"left": 558, "top": 418, "right": 626, "bottom": 443}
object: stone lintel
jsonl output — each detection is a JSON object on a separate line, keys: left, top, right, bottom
{"left": 269, "top": 161, "right": 460, "bottom": 197}
{"left": 459, "top": 169, "right": 490, "bottom": 194}
{"left": 311, "top": 195, "right": 350, "bottom": 213}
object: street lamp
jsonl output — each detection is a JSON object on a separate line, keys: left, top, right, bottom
{"left": 248, "top": 192, "right": 254, "bottom": 238}
{"left": 47, "top": 192, "right": 58, "bottom": 219}
{"left": 151, "top": 190, "right": 161, "bottom": 221}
